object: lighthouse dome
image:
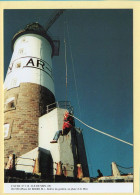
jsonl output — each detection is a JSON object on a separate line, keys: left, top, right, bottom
{"left": 12, "top": 22, "right": 54, "bottom": 56}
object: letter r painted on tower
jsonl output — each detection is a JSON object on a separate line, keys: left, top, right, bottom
{"left": 37, "top": 59, "right": 45, "bottom": 69}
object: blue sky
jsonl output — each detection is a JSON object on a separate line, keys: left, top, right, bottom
{"left": 4, "top": 9, "right": 133, "bottom": 177}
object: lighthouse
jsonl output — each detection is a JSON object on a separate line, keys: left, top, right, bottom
{"left": 4, "top": 23, "right": 55, "bottom": 159}
{"left": 4, "top": 22, "right": 89, "bottom": 179}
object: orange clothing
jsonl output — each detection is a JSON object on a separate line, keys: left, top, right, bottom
{"left": 63, "top": 121, "right": 72, "bottom": 130}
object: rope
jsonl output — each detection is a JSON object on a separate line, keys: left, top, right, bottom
{"left": 64, "top": 19, "right": 132, "bottom": 147}
{"left": 71, "top": 114, "right": 133, "bottom": 147}
{"left": 64, "top": 22, "right": 68, "bottom": 109}
{"left": 116, "top": 164, "right": 133, "bottom": 169}
{"left": 119, "top": 170, "right": 127, "bottom": 175}
{"left": 66, "top": 21, "right": 81, "bottom": 118}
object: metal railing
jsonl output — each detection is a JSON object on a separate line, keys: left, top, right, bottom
{"left": 5, "top": 154, "right": 36, "bottom": 170}
{"left": 46, "top": 101, "right": 74, "bottom": 114}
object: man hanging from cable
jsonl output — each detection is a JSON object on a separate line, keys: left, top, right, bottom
{"left": 50, "top": 111, "right": 75, "bottom": 143}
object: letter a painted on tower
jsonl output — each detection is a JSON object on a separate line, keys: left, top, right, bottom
{"left": 26, "top": 58, "right": 35, "bottom": 66}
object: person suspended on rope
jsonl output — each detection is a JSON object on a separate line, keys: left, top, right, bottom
{"left": 50, "top": 111, "right": 74, "bottom": 143}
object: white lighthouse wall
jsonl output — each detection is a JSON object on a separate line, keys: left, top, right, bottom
{"left": 4, "top": 34, "right": 55, "bottom": 94}
{"left": 39, "top": 108, "right": 76, "bottom": 176}
{"left": 39, "top": 108, "right": 65, "bottom": 164}
{"left": 12, "top": 34, "right": 52, "bottom": 67}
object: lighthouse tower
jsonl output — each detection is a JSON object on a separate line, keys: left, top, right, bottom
{"left": 4, "top": 23, "right": 55, "bottom": 160}
{"left": 4, "top": 23, "right": 89, "bottom": 179}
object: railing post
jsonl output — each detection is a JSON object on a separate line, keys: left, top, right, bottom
{"left": 5, "top": 154, "right": 15, "bottom": 170}
{"left": 56, "top": 161, "right": 63, "bottom": 176}
{"left": 77, "top": 164, "right": 83, "bottom": 179}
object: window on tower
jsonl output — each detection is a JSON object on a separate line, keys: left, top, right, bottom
{"left": 4, "top": 121, "right": 13, "bottom": 140}
{"left": 11, "top": 78, "right": 17, "bottom": 88}
{"left": 4, "top": 95, "right": 18, "bottom": 112}
{"left": 22, "top": 38, "right": 26, "bottom": 42}
{"left": 16, "top": 62, "right": 21, "bottom": 68}
{"left": 18, "top": 48, "right": 24, "bottom": 55}
{"left": 4, "top": 124, "right": 10, "bottom": 139}
{"left": 10, "top": 101, "right": 15, "bottom": 108}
